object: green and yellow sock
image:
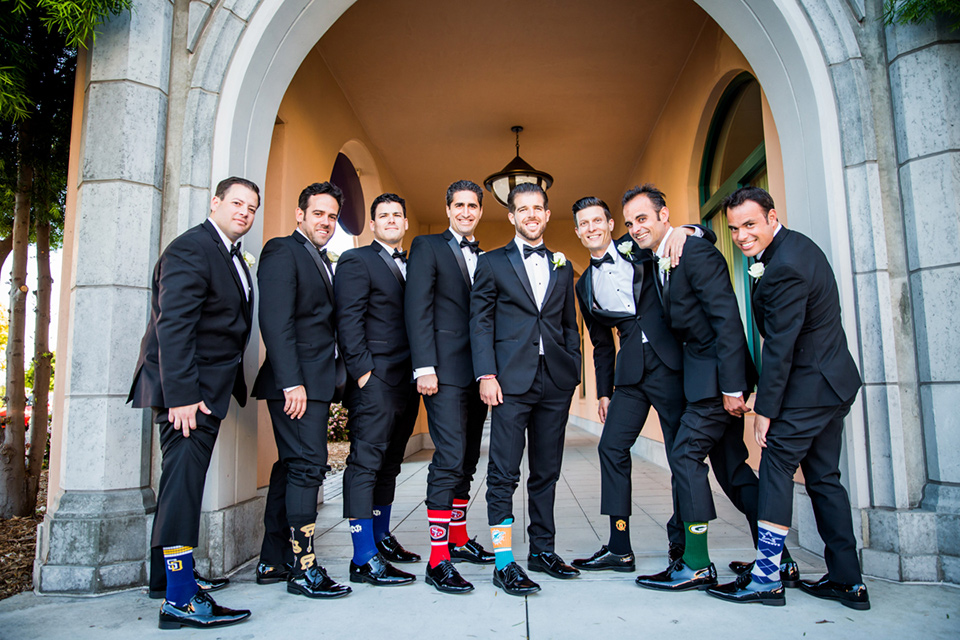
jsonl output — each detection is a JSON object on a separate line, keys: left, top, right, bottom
{"left": 681, "top": 521, "right": 710, "bottom": 570}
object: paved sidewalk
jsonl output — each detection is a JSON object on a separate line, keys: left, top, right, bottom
{"left": 1, "top": 425, "right": 957, "bottom": 639}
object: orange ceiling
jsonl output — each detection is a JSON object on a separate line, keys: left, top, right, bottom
{"left": 317, "top": 0, "right": 710, "bottom": 223}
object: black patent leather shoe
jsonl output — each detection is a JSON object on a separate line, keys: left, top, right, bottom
{"left": 349, "top": 553, "right": 416, "bottom": 586}
{"left": 706, "top": 572, "right": 785, "bottom": 606}
{"left": 287, "top": 564, "right": 352, "bottom": 599}
{"left": 527, "top": 552, "right": 580, "bottom": 579}
{"left": 256, "top": 562, "right": 291, "bottom": 585}
{"left": 572, "top": 546, "right": 636, "bottom": 572}
{"left": 425, "top": 559, "right": 474, "bottom": 594}
{"left": 798, "top": 575, "right": 870, "bottom": 610}
{"left": 728, "top": 559, "right": 800, "bottom": 588}
{"left": 493, "top": 562, "right": 541, "bottom": 596}
{"left": 450, "top": 537, "right": 495, "bottom": 564}
{"left": 668, "top": 543, "right": 685, "bottom": 564}
{"left": 149, "top": 569, "right": 229, "bottom": 599}
{"left": 635, "top": 559, "right": 718, "bottom": 591}
{"left": 158, "top": 591, "right": 250, "bottom": 629}
{"left": 376, "top": 533, "right": 421, "bottom": 564}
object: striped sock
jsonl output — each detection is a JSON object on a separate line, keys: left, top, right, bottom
{"left": 428, "top": 509, "right": 452, "bottom": 568}
{"left": 449, "top": 499, "right": 470, "bottom": 546}
{"left": 751, "top": 522, "right": 788, "bottom": 583}
{"left": 490, "top": 518, "right": 514, "bottom": 570}
{"left": 350, "top": 518, "right": 377, "bottom": 566}
{"left": 372, "top": 504, "right": 392, "bottom": 543}
{"left": 162, "top": 545, "right": 198, "bottom": 607}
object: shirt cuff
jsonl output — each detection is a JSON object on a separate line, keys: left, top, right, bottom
{"left": 682, "top": 224, "right": 704, "bottom": 238}
{"left": 413, "top": 366, "right": 436, "bottom": 379}
{"left": 721, "top": 391, "right": 743, "bottom": 398}
{"left": 283, "top": 385, "right": 301, "bottom": 393}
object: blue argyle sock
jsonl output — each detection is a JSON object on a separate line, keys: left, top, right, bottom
{"left": 162, "top": 545, "right": 198, "bottom": 607}
{"left": 751, "top": 522, "right": 787, "bottom": 583}
{"left": 372, "top": 504, "right": 392, "bottom": 543}
{"left": 350, "top": 518, "right": 378, "bottom": 566}
{"left": 491, "top": 518, "right": 515, "bottom": 570}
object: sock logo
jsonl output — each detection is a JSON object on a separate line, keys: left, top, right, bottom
{"left": 688, "top": 524, "right": 708, "bottom": 534}
{"left": 492, "top": 530, "right": 506, "bottom": 546}
{"left": 165, "top": 559, "right": 183, "bottom": 572}
{"left": 373, "top": 509, "right": 381, "bottom": 517}
{"left": 615, "top": 519, "right": 627, "bottom": 531}
{"left": 350, "top": 523, "right": 363, "bottom": 534}
{"left": 430, "top": 526, "right": 446, "bottom": 540}
{"left": 451, "top": 509, "right": 465, "bottom": 521}
{"left": 759, "top": 529, "right": 780, "bottom": 545}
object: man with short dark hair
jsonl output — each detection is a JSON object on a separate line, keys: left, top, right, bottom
{"left": 336, "top": 192, "right": 421, "bottom": 588}
{"left": 471, "top": 183, "right": 582, "bottom": 596}
{"left": 405, "top": 179, "right": 495, "bottom": 594}
{"left": 707, "top": 186, "right": 868, "bottom": 610}
{"left": 129, "top": 176, "right": 260, "bottom": 629}
{"left": 252, "top": 181, "right": 352, "bottom": 600}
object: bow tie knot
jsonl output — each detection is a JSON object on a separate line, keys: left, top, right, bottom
{"left": 230, "top": 242, "right": 242, "bottom": 258}
{"left": 459, "top": 238, "right": 480, "bottom": 254}
{"left": 523, "top": 244, "right": 547, "bottom": 259}
{"left": 392, "top": 249, "right": 407, "bottom": 262}
{"left": 590, "top": 254, "right": 614, "bottom": 269}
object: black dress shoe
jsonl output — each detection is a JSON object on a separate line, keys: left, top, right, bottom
{"left": 571, "top": 546, "right": 636, "bottom": 572}
{"left": 493, "top": 562, "right": 541, "bottom": 596}
{"left": 349, "top": 553, "right": 416, "bottom": 586}
{"left": 527, "top": 552, "right": 580, "bottom": 579}
{"left": 798, "top": 575, "right": 870, "bottom": 610}
{"left": 256, "top": 562, "right": 292, "bottom": 585}
{"left": 449, "top": 537, "right": 495, "bottom": 564}
{"left": 158, "top": 591, "right": 251, "bottom": 629}
{"left": 376, "top": 533, "right": 421, "bottom": 563}
{"left": 706, "top": 572, "right": 786, "bottom": 606}
{"left": 425, "top": 560, "right": 474, "bottom": 594}
{"left": 635, "top": 559, "right": 718, "bottom": 591}
{"left": 668, "top": 543, "right": 685, "bottom": 563}
{"left": 729, "top": 559, "right": 800, "bottom": 588}
{"left": 287, "top": 564, "right": 352, "bottom": 599}
{"left": 149, "top": 570, "right": 229, "bottom": 599}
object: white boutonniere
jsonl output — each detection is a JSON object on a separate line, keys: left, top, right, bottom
{"left": 326, "top": 251, "right": 340, "bottom": 263}
{"left": 551, "top": 252, "right": 567, "bottom": 270}
{"left": 617, "top": 241, "right": 634, "bottom": 259}
{"left": 658, "top": 256, "right": 672, "bottom": 273}
{"left": 242, "top": 251, "right": 256, "bottom": 267}
{"left": 748, "top": 262, "right": 765, "bottom": 280}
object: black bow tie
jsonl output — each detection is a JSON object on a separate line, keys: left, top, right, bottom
{"left": 590, "top": 254, "right": 614, "bottom": 269}
{"left": 392, "top": 249, "right": 407, "bottom": 262}
{"left": 523, "top": 244, "right": 547, "bottom": 259}
{"left": 460, "top": 238, "right": 480, "bottom": 254}
{"left": 230, "top": 243, "right": 242, "bottom": 259}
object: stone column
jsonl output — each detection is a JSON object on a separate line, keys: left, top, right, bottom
{"left": 34, "top": 2, "right": 174, "bottom": 594}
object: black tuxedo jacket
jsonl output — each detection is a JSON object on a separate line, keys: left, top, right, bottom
{"left": 252, "top": 230, "right": 339, "bottom": 402}
{"left": 470, "top": 240, "right": 581, "bottom": 393}
{"left": 662, "top": 236, "right": 757, "bottom": 402}
{"left": 405, "top": 229, "right": 477, "bottom": 388}
{"left": 128, "top": 220, "right": 253, "bottom": 419}
{"left": 751, "top": 227, "right": 861, "bottom": 418}
{"left": 335, "top": 241, "right": 412, "bottom": 387}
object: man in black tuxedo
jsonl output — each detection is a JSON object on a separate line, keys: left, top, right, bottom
{"left": 405, "top": 180, "right": 495, "bottom": 594}
{"left": 470, "top": 183, "right": 582, "bottom": 596}
{"left": 570, "top": 192, "right": 709, "bottom": 575}
{"left": 128, "top": 177, "right": 259, "bottom": 629}
{"left": 251, "top": 182, "right": 351, "bottom": 600}
{"left": 707, "top": 187, "right": 869, "bottom": 610}
{"left": 335, "top": 193, "right": 420, "bottom": 588}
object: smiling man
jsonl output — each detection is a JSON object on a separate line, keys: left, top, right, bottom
{"left": 252, "top": 181, "right": 352, "bottom": 600}
{"left": 129, "top": 177, "right": 260, "bottom": 629}
{"left": 470, "top": 183, "right": 582, "bottom": 596}
{"left": 335, "top": 192, "right": 421, "bottom": 588}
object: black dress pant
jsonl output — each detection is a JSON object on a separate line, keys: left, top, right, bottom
{"left": 342, "top": 375, "right": 419, "bottom": 519}
{"left": 486, "top": 358, "right": 573, "bottom": 554}
{"left": 258, "top": 399, "right": 331, "bottom": 566}
{"left": 598, "top": 343, "right": 685, "bottom": 547}
{"left": 758, "top": 398, "right": 861, "bottom": 584}
{"left": 424, "top": 381, "right": 488, "bottom": 510}
{"left": 671, "top": 397, "right": 760, "bottom": 541}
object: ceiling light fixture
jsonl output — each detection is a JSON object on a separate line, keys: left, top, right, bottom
{"left": 483, "top": 126, "right": 553, "bottom": 208}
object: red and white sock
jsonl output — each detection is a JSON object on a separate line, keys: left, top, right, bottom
{"left": 428, "top": 509, "right": 451, "bottom": 567}
{"left": 449, "top": 499, "right": 470, "bottom": 547}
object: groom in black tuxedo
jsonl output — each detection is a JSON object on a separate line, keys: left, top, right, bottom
{"left": 251, "top": 182, "right": 351, "bottom": 600}
{"left": 470, "top": 183, "right": 582, "bottom": 596}
{"left": 129, "top": 177, "right": 259, "bottom": 629}
{"left": 707, "top": 186, "right": 868, "bottom": 610}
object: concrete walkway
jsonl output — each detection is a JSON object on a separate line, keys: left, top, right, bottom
{"left": 2, "top": 425, "right": 957, "bottom": 639}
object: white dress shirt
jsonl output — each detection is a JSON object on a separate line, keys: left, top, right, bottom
{"left": 449, "top": 228, "right": 478, "bottom": 284}
{"left": 516, "top": 237, "right": 548, "bottom": 355}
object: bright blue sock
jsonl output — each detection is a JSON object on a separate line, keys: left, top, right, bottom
{"left": 163, "top": 546, "right": 198, "bottom": 607}
{"left": 751, "top": 522, "right": 787, "bottom": 583}
{"left": 350, "top": 518, "right": 378, "bottom": 566}
{"left": 491, "top": 518, "right": 515, "bottom": 570}
{"left": 372, "top": 504, "right": 392, "bottom": 542}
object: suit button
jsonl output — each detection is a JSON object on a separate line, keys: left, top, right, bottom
{"left": 532, "top": 342, "right": 538, "bottom": 346}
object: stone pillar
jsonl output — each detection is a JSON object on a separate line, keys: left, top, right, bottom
{"left": 34, "top": 2, "right": 174, "bottom": 594}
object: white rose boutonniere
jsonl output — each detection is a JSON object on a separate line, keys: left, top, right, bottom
{"left": 748, "top": 262, "right": 765, "bottom": 280}
{"left": 326, "top": 250, "right": 340, "bottom": 264}
{"left": 551, "top": 252, "right": 567, "bottom": 270}
{"left": 617, "top": 241, "right": 634, "bottom": 259}
{"left": 242, "top": 251, "right": 256, "bottom": 267}
{"left": 658, "top": 256, "right": 672, "bottom": 273}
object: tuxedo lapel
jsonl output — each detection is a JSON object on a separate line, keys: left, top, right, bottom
{"left": 374, "top": 242, "right": 405, "bottom": 290}
{"left": 506, "top": 241, "right": 537, "bottom": 307}
{"left": 444, "top": 229, "right": 472, "bottom": 290}
{"left": 296, "top": 232, "right": 335, "bottom": 302}
{"left": 203, "top": 220, "right": 249, "bottom": 313}
{"left": 661, "top": 268, "right": 671, "bottom": 321}
{"left": 542, "top": 250, "right": 559, "bottom": 305}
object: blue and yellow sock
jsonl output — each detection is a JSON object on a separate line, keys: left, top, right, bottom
{"left": 162, "top": 545, "right": 198, "bottom": 607}
{"left": 490, "top": 518, "right": 514, "bottom": 570}
{"left": 751, "top": 522, "right": 787, "bottom": 583}
{"left": 372, "top": 504, "right": 392, "bottom": 543}
{"left": 350, "top": 518, "right": 377, "bottom": 566}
